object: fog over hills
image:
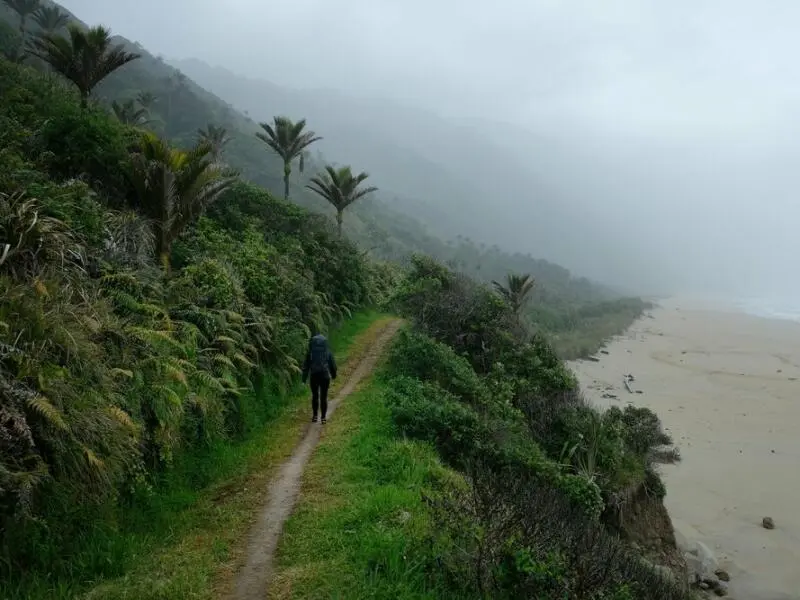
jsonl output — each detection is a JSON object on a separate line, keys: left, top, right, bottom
{"left": 57, "top": 0, "right": 800, "bottom": 299}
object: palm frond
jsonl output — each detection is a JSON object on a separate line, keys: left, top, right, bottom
{"left": 29, "top": 25, "right": 140, "bottom": 105}
{"left": 256, "top": 116, "right": 322, "bottom": 166}
{"left": 493, "top": 273, "right": 535, "bottom": 315}
{"left": 128, "top": 133, "right": 238, "bottom": 263}
{"left": 31, "top": 5, "right": 69, "bottom": 33}
{"left": 197, "top": 123, "right": 231, "bottom": 161}
{"left": 111, "top": 98, "right": 151, "bottom": 127}
{"left": 5, "top": 0, "right": 40, "bottom": 34}
{"left": 305, "top": 165, "right": 378, "bottom": 234}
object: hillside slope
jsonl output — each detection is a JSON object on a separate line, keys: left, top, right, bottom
{"left": 267, "top": 259, "right": 691, "bottom": 600}
{"left": 0, "top": 5, "right": 647, "bottom": 358}
{"left": 0, "top": 36, "right": 401, "bottom": 597}
{"left": 0, "top": 6, "right": 687, "bottom": 600}
{"left": 170, "top": 58, "right": 588, "bottom": 262}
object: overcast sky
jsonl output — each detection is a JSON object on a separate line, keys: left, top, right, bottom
{"left": 59, "top": 0, "right": 800, "bottom": 298}
{"left": 60, "top": 0, "right": 800, "bottom": 139}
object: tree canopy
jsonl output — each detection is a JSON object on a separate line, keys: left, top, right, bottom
{"left": 256, "top": 116, "right": 321, "bottom": 199}
{"left": 29, "top": 24, "right": 140, "bottom": 106}
{"left": 127, "top": 131, "right": 239, "bottom": 265}
{"left": 307, "top": 165, "right": 378, "bottom": 236}
{"left": 31, "top": 4, "right": 68, "bottom": 34}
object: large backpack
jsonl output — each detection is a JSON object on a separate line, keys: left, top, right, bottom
{"left": 308, "top": 335, "right": 329, "bottom": 376}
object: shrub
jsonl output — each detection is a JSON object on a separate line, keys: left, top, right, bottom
{"left": 169, "top": 258, "right": 245, "bottom": 309}
{"left": 609, "top": 405, "right": 675, "bottom": 459}
{"left": 0, "top": 274, "right": 139, "bottom": 523}
{"left": 385, "top": 258, "right": 685, "bottom": 598}
{"left": 392, "top": 254, "right": 518, "bottom": 373}
{"left": 385, "top": 375, "right": 482, "bottom": 464}
{"left": 386, "top": 329, "right": 490, "bottom": 406}
{"left": 425, "top": 463, "right": 690, "bottom": 600}
{"left": 34, "top": 106, "right": 135, "bottom": 200}
{"left": 0, "top": 189, "right": 81, "bottom": 279}
{"left": 0, "top": 56, "right": 389, "bottom": 581}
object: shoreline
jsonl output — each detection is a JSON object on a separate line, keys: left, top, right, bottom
{"left": 569, "top": 298, "right": 800, "bottom": 599}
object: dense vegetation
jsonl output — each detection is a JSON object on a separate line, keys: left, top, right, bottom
{"left": 0, "top": 37, "right": 395, "bottom": 594}
{"left": 382, "top": 258, "right": 686, "bottom": 598}
{"left": 270, "top": 259, "right": 687, "bottom": 599}
{"left": 1, "top": 2, "right": 651, "bottom": 358}
{"left": 1, "top": 3, "right": 666, "bottom": 597}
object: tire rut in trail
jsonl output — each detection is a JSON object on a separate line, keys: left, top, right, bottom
{"left": 233, "top": 319, "right": 402, "bottom": 600}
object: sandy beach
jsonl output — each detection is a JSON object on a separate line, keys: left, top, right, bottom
{"left": 570, "top": 298, "right": 800, "bottom": 600}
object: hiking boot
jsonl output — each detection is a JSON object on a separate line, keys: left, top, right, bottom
{"left": 311, "top": 415, "right": 318, "bottom": 423}
{"left": 321, "top": 417, "right": 327, "bottom": 425}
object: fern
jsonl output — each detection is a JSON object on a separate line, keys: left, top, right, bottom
{"left": 151, "top": 385, "right": 183, "bottom": 425}
{"left": 109, "top": 368, "right": 134, "bottom": 379}
{"left": 213, "top": 335, "right": 239, "bottom": 349}
{"left": 127, "top": 326, "right": 186, "bottom": 356}
{"left": 26, "top": 395, "right": 69, "bottom": 431}
{"left": 224, "top": 311, "right": 244, "bottom": 324}
{"left": 164, "top": 363, "right": 189, "bottom": 387}
{"left": 191, "top": 369, "right": 227, "bottom": 395}
{"left": 210, "top": 353, "right": 236, "bottom": 371}
{"left": 232, "top": 352, "right": 256, "bottom": 370}
{"left": 103, "top": 288, "right": 144, "bottom": 315}
{"left": 83, "top": 446, "right": 106, "bottom": 470}
{"left": 107, "top": 406, "right": 137, "bottom": 431}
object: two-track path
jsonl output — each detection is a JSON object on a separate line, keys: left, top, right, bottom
{"left": 233, "top": 318, "right": 402, "bottom": 600}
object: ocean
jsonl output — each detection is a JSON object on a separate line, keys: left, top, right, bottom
{"left": 733, "top": 297, "right": 800, "bottom": 323}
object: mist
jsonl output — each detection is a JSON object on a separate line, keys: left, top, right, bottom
{"left": 59, "top": 0, "right": 800, "bottom": 299}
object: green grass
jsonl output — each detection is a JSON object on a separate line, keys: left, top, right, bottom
{"left": 1, "top": 311, "right": 386, "bottom": 600}
{"left": 268, "top": 371, "right": 455, "bottom": 600}
{"left": 549, "top": 309, "right": 649, "bottom": 359}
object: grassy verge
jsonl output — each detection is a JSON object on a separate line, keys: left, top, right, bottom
{"left": 548, "top": 302, "right": 652, "bottom": 359}
{"left": 268, "top": 370, "right": 453, "bottom": 600}
{"left": 2, "top": 311, "right": 387, "bottom": 600}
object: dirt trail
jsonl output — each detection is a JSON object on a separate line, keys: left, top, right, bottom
{"left": 234, "top": 319, "right": 402, "bottom": 600}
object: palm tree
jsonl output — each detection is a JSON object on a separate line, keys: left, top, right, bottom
{"left": 3, "top": 46, "right": 28, "bottom": 64}
{"left": 160, "top": 71, "right": 187, "bottom": 126}
{"left": 136, "top": 90, "right": 157, "bottom": 110}
{"left": 306, "top": 165, "right": 377, "bottom": 237}
{"left": 3, "top": 0, "right": 40, "bottom": 38}
{"left": 111, "top": 98, "right": 150, "bottom": 127}
{"left": 197, "top": 124, "right": 231, "bottom": 162}
{"left": 29, "top": 24, "right": 140, "bottom": 107}
{"left": 127, "top": 132, "right": 238, "bottom": 268}
{"left": 256, "top": 116, "right": 321, "bottom": 200}
{"left": 31, "top": 4, "right": 69, "bottom": 34}
{"left": 492, "top": 273, "right": 535, "bottom": 316}
{"left": 134, "top": 91, "right": 160, "bottom": 129}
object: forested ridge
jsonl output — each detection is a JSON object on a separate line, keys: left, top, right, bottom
{"left": 0, "top": 0, "right": 650, "bottom": 357}
{"left": 0, "top": 3, "right": 684, "bottom": 598}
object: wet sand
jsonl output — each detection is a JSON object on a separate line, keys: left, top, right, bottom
{"left": 569, "top": 298, "right": 800, "bottom": 599}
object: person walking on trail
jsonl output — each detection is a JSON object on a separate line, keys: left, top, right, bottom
{"left": 301, "top": 331, "right": 337, "bottom": 424}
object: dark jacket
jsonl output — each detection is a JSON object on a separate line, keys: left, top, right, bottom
{"left": 301, "top": 334, "right": 337, "bottom": 382}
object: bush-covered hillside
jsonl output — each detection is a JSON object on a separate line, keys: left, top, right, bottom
{"left": 1, "top": 3, "right": 651, "bottom": 357}
{"left": 267, "top": 257, "right": 689, "bottom": 599}
{"left": 0, "top": 48, "right": 396, "bottom": 591}
{"left": 379, "top": 257, "right": 688, "bottom": 598}
{"left": 1, "top": 5, "right": 665, "bottom": 597}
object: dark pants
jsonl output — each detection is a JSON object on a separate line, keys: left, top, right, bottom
{"left": 310, "top": 373, "right": 330, "bottom": 418}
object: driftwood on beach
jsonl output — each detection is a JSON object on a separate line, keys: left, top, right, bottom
{"left": 624, "top": 374, "right": 634, "bottom": 393}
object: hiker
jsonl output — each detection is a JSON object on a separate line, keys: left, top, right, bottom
{"left": 301, "top": 331, "right": 337, "bottom": 424}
